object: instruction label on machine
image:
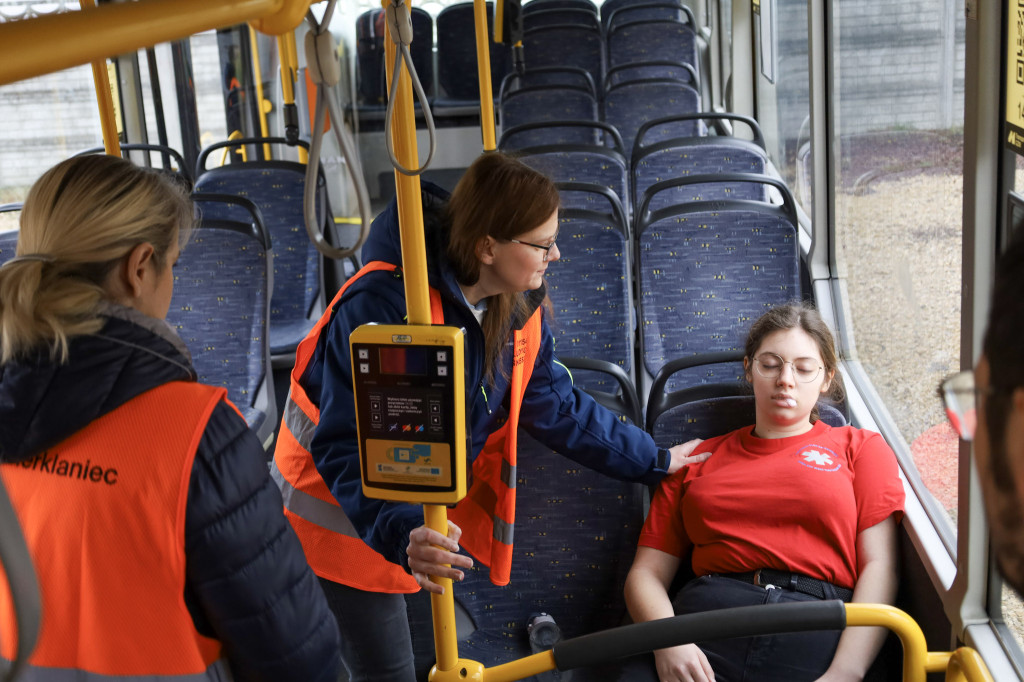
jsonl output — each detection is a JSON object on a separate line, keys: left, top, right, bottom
{"left": 365, "top": 439, "right": 452, "bottom": 487}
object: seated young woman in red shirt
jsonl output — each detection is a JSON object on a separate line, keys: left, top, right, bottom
{"left": 624, "top": 302, "right": 904, "bottom": 682}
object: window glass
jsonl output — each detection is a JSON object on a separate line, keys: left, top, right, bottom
{"left": 0, "top": 64, "right": 102, "bottom": 216}
{"left": 756, "top": 0, "right": 808, "bottom": 203}
{"left": 832, "top": 0, "right": 963, "bottom": 541}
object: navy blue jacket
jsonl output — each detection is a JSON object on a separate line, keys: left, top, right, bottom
{"left": 301, "top": 184, "right": 670, "bottom": 570}
{"left": 0, "top": 305, "right": 340, "bottom": 682}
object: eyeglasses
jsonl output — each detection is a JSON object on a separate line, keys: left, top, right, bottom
{"left": 752, "top": 352, "right": 823, "bottom": 383}
{"left": 938, "top": 370, "right": 988, "bottom": 441}
{"left": 508, "top": 237, "right": 557, "bottom": 262}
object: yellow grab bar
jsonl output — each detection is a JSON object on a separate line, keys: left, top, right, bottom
{"left": 0, "top": 0, "right": 308, "bottom": 87}
{"left": 218, "top": 130, "right": 249, "bottom": 166}
{"left": 82, "top": 0, "right": 121, "bottom": 155}
{"left": 249, "top": 25, "right": 273, "bottom": 160}
{"left": 472, "top": 0, "right": 496, "bottom": 151}
{"left": 945, "top": 647, "right": 995, "bottom": 682}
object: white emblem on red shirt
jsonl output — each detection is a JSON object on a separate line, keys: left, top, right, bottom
{"left": 796, "top": 445, "right": 841, "bottom": 472}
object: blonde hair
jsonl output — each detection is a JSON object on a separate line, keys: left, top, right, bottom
{"left": 0, "top": 155, "right": 193, "bottom": 364}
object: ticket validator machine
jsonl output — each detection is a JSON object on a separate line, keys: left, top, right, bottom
{"left": 350, "top": 323, "right": 467, "bottom": 505}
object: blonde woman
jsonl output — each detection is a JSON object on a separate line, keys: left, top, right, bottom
{"left": 0, "top": 155, "right": 339, "bottom": 681}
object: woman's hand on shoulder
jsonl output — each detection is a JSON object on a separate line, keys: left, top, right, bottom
{"left": 654, "top": 644, "right": 715, "bottom": 682}
{"left": 407, "top": 521, "right": 474, "bottom": 595}
{"left": 667, "top": 439, "right": 710, "bottom": 474}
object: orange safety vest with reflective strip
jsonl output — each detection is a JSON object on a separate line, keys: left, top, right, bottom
{"left": 272, "top": 261, "right": 541, "bottom": 590}
{"left": 0, "top": 382, "right": 228, "bottom": 680}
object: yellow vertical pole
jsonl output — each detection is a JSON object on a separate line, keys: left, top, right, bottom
{"left": 383, "top": 2, "right": 459, "bottom": 673}
{"left": 82, "top": 0, "right": 120, "bottom": 155}
{"left": 472, "top": 0, "right": 497, "bottom": 151}
{"left": 278, "top": 30, "right": 308, "bottom": 164}
{"left": 249, "top": 25, "right": 273, "bottom": 160}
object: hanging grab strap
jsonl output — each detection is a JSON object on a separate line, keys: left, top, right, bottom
{"left": 301, "top": 1, "right": 373, "bottom": 260}
{"left": 383, "top": 0, "right": 436, "bottom": 176}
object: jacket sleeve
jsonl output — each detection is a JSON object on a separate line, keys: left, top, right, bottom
{"left": 183, "top": 401, "right": 342, "bottom": 682}
{"left": 310, "top": 285, "right": 426, "bottom": 569}
{"left": 519, "top": 316, "right": 670, "bottom": 485}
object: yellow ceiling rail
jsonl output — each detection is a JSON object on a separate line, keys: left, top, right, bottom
{"left": 0, "top": 0, "right": 309, "bottom": 87}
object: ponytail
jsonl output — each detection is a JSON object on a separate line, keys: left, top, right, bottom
{"left": 0, "top": 156, "right": 192, "bottom": 364}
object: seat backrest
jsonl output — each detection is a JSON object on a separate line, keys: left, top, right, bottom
{"left": 0, "top": 227, "right": 18, "bottom": 265}
{"left": 512, "top": 143, "right": 630, "bottom": 219}
{"left": 606, "top": 19, "right": 698, "bottom": 76}
{"left": 649, "top": 395, "right": 848, "bottom": 448}
{"left": 605, "top": 1, "right": 695, "bottom": 34}
{"left": 523, "top": 0, "right": 598, "bottom": 15}
{"left": 500, "top": 66, "right": 597, "bottom": 100}
{"left": 437, "top": 2, "right": 510, "bottom": 100}
{"left": 603, "top": 79, "right": 701, "bottom": 156}
{"left": 167, "top": 193, "right": 275, "bottom": 446}
{"left": 522, "top": 23, "right": 605, "bottom": 91}
{"left": 600, "top": 0, "right": 685, "bottom": 28}
{"left": 634, "top": 136, "right": 771, "bottom": 213}
{"left": 73, "top": 144, "right": 193, "bottom": 187}
{"left": 406, "top": 427, "right": 646, "bottom": 678}
{"left": 605, "top": 60, "right": 698, "bottom": 90}
{"left": 636, "top": 176, "right": 802, "bottom": 396}
{"left": 499, "top": 84, "right": 599, "bottom": 134}
{"left": 195, "top": 140, "right": 328, "bottom": 358}
{"left": 356, "top": 8, "right": 434, "bottom": 105}
{"left": 523, "top": 6, "right": 601, "bottom": 30}
{"left": 544, "top": 183, "right": 634, "bottom": 400}
{"left": 0, "top": 203, "right": 20, "bottom": 250}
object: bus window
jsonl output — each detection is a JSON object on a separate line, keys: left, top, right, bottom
{"left": 831, "top": 2, "right": 963, "bottom": 541}
{"left": 0, "top": 65, "right": 103, "bottom": 207}
{"left": 755, "top": 0, "right": 808, "bottom": 208}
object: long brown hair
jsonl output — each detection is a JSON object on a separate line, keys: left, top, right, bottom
{"left": 0, "top": 155, "right": 193, "bottom": 364}
{"left": 446, "top": 152, "right": 559, "bottom": 383}
{"left": 744, "top": 302, "right": 845, "bottom": 421}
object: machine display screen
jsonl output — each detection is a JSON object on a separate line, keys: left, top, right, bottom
{"left": 378, "top": 346, "right": 428, "bottom": 376}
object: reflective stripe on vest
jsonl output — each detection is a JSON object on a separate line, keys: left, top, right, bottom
{"left": 272, "top": 260, "right": 542, "bottom": 590}
{"left": 448, "top": 313, "right": 541, "bottom": 586}
{"left": 0, "top": 382, "right": 227, "bottom": 678}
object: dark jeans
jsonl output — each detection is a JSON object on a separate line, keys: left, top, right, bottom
{"left": 319, "top": 578, "right": 417, "bottom": 682}
{"left": 616, "top": 575, "right": 843, "bottom": 682}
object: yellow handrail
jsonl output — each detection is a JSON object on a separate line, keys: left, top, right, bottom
{"left": 249, "top": 25, "right": 273, "bottom": 160}
{"left": 945, "top": 647, "right": 996, "bottom": 682}
{"left": 0, "top": 0, "right": 309, "bottom": 87}
{"left": 472, "top": 0, "right": 496, "bottom": 151}
{"left": 82, "top": 0, "right": 121, "bottom": 155}
{"left": 219, "top": 130, "right": 249, "bottom": 166}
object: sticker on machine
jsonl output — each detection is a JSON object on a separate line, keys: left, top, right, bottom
{"left": 365, "top": 439, "right": 452, "bottom": 487}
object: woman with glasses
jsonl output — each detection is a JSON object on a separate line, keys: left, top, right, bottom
{"left": 623, "top": 303, "right": 904, "bottom": 682}
{"left": 273, "top": 151, "right": 706, "bottom": 681}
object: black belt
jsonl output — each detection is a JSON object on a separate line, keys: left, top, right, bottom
{"left": 719, "top": 570, "right": 853, "bottom": 602}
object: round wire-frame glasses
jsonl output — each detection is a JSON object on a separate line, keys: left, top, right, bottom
{"left": 752, "top": 352, "right": 823, "bottom": 383}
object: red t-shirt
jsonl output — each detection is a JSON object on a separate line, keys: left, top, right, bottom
{"left": 639, "top": 420, "right": 904, "bottom": 590}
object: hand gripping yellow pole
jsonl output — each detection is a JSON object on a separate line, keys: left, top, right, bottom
{"left": 472, "top": 0, "right": 497, "bottom": 151}
{"left": 383, "top": 4, "right": 460, "bottom": 676}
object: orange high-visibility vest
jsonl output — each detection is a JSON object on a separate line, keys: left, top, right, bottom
{"left": 0, "top": 381, "right": 229, "bottom": 680}
{"left": 272, "top": 261, "right": 541, "bottom": 591}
